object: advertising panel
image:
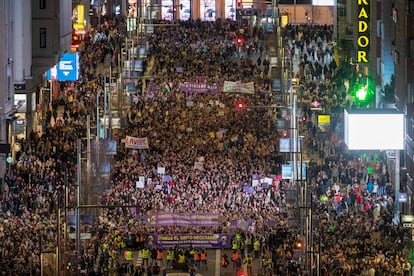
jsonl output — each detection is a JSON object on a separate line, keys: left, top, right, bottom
{"left": 67, "top": 214, "right": 93, "bottom": 240}
{"left": 46, "top": 53, "right": 80, "bottom": 81}
{"left": 344, "top": 109, "right": 404, "bottom": 150}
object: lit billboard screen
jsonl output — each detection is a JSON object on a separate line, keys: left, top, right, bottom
{"left": 46, "top": 53, "right": 80, "bottom": 81}
{"left": 344, "top": 109, "right": 404, "bottom": 150}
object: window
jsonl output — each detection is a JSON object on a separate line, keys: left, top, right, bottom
{"left": 377, "top": 20, "right": 382, "bottom": 37}
{"left": 40, "top": 28, "right": 46, "bottom": 48}
{"left": 40, "top": 0, "right": 46, "bottom": 9}
{"left": 408, "top": 84, "right": 414, "bottom": 104}
{"left": 409, "top": 0, "right": 414, "bottom": 15}
{"left": 392, "top": 8, "right": 397, "bottom": 23}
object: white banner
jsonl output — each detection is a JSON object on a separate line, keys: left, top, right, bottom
{"left": 223, "top": 81, "right": 255, "bottom": 94}
{"left": 125, "top": 135, "right": 149, "bottom": 149}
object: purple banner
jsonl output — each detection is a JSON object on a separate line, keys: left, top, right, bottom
{"left": 179, "top": 82, "right": 220, "bottom": 93}
{"left": 148, "top": 233, "right": 231, "bottom": 249}
{"left": 149, "top": 212, "right": 219, "bottom": 227}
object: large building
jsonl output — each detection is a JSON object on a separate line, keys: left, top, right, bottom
{"left": 336, "top": 0, "right": 414, "bottom": 214}
{"left": 393, "top": 0, "right": 414, "bottom": 208}
{"left": 0, "top": 0, "right": 72, "bottom": 177}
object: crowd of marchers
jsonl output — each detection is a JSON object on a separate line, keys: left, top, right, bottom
{"left": 0, "top": 17, "right": 412, "bottom": 275}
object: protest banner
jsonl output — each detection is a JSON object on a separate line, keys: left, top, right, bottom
{"left": 149, "top": 212, "right": 219, "bottom": 227}
{"left": 125, "top": 136, "right": 149, "bottom": 149}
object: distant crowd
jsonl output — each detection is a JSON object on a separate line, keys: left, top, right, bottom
{"left": 0, "top": 18, "right": 412, "bottom": 276}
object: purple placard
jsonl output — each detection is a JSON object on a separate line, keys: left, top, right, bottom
{"left": 179, "top": 82, "right": 220, "bottom": 93}
{"left": 149, "top": 233, "right": 231, "bottom": 249}
{"left": 149, "top": 212, "right": 219, "bottom": 227}
{"left": 230, "top": 219, "right": 238, "bottom": 228}
{"left": 146, "top": 83, "right": 160, "bottom": 98}
{"left": 244, "top": 186, "right": 254, "bottom": 194}
{"left": 267, "top": 220, "right": 277, "bottom": 227}
{"left": 162, "top": 175, "right": 171, "bottom": 182}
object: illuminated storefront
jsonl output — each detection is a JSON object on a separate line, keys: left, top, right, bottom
{"left": 224, "top": 0, "right": 236, "bottom": 20}
{"left": 200, "top": 0, "right": 216, "bottom": 21}
{"left": 180, "top": 0, "right": 191, "bottom": 20}
{"left": 161, "top": 0, "right": 174, "bottom": 20}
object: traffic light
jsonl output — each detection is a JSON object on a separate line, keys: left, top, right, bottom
{"left": 237, "top": 0, "right": 242, "bottom": 8}
{"left": 236, "top": 37, "right": 243, "bottom": 45}
{"left": 301, "top": 116, "right": 307, "bottom": 122}
{"left": 356, "top": 86, "right": 368, "bottom": 101}
{"left": 66, "top": 261, "right": 72, "bottom": 270}
{"left": 237, "top": 101, "right": 245, "bottom": 109}
{"left": 304, "top": 11, "right": 308, "bottom": 19}
{"left": 351, "top": 80, "right": 374, "bottom": 106}
{"left": 294, "top": 239, "right": 303, "bottom": 250}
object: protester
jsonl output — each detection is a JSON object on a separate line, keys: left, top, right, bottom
{"left": 0, "top": 18, "right": 411, "bottom": 275}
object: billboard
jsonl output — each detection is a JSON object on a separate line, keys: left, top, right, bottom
{"left": 67, "top": 214, "right": 93, "bottom": 240}
{"left": 344, "top": 109, "right": 404, "bottom": 150}
{"left": 282, "top": 163, "right": 306, "bottom": 180}
{"left": 46, "top": 53, "right": 80, "bottom": 81}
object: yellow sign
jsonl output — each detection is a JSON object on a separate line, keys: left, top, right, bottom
{"left": 73, "top": 5, "right": 85, "bottom": 30}
{"left": 357, "top": 0, "right": 370, "bottom": 63}
{"left": 318, "top": 115, "right": 331, "bottom": 124}
{"left": 281, "top": 15, "right": 289, "bottom": 28}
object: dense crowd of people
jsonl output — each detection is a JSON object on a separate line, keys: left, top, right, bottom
{"left": 0, "top": 16, "right": 413, "bottom": 275}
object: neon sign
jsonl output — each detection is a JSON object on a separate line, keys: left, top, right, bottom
{"left": 357, "top": 0, "right": 370, "bottom": 63}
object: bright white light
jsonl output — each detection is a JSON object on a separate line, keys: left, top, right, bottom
{"left": 312, "top": 0, "right": 335, "bottom": 6}
{"left": 344, "top": 109, "right": 404, "bottom": 150}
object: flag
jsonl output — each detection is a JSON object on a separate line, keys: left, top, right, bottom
{"left": 162, "top": 82, "right": 171, "bottom": 94}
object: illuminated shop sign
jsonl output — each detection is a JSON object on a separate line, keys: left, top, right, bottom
{"left": 357, "top": 0, "right": 370, "bottom": 63}
{"left": 46, "top": 53, "right": 80, "bottom": 81}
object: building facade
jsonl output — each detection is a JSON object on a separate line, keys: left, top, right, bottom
{"left": 393, "top": 0, "right": 414, "bottom": 209}
{"left": 0, "top": 0, "right": 72, "bottom": 178}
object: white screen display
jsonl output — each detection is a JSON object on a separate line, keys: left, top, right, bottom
{"left": 344, "top": 109, "right": 404, "bottom": 150}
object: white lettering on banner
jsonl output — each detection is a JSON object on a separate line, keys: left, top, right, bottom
{"left": 60, "top": 61, "right": 74, "bottom": 70}
{"left": 125, "top": 135, "right": 149, "bottom": 149}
